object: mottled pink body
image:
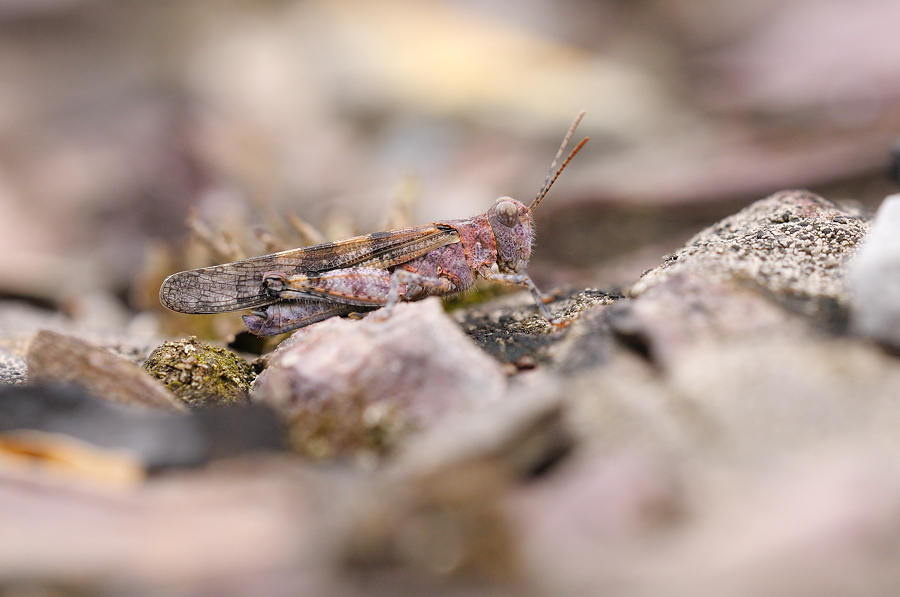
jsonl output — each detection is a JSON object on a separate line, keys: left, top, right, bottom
{"left": 269, "top": 267, "right": 402, "bottom": 306}
{"left": 248, "top": 199, "right": 539, "bottom": 334}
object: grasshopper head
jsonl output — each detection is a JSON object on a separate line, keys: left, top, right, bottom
{"left": 487, "top": 111, "right": 589, "bottom": 276}
{"left": 488, "top": 196, "right": 532, "bottom": 273}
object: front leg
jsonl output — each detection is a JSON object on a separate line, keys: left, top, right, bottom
{"left": 483, "top": 271, "right": 554, "bottom": 321}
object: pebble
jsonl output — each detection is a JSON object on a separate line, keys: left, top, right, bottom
{"left": 631, "top": 190, "right": 869, "bottom": 305}
{"left": 0, "top": 349, "right": 26, "bottom": 385}
{"left": 143, "top": 337, "right": 255, "bottom": 408}
{"left": 252, "top": 298, "right": 507, "bottom": 457}
{"left": 26, "top": 330, "right": 185, "bottom": 412}
{"left": 849, "top": 194, "right": 900, "bottom": 348}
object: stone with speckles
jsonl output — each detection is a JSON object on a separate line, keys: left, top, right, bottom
{"left": 0, "top": 348, "right": 26, "bottom": 385}
{"left": 631, "top": 190, "right": 869, "bottom": 304}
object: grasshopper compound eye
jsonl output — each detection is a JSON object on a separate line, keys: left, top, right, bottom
{"left": 496, "top": 199, "right": 519, "bottom": 227}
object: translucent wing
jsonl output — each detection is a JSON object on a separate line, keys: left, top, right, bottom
{"left": 159, "top": 224, "right": 459, "bottom": 313}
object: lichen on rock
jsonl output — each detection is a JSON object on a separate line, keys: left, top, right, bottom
{"left": 143, "top": 337, "right": 255, "bottom": 408}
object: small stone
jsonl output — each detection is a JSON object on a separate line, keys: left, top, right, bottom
{"left": 454, "top": 288, "right": 618, "bottom": 365}
{"left": 27, "top": 331, "right": 185, "bottom": 412}
{"left": 849, "top": 194, "right": 900, "bottom": 349}
{"left": 0, "top": 349, "right": 26, "bottom": 385}
{"left": 336, "top": 385, "right": 570, "bottom": 579}
{"left": 631, "top": 190, "right": 869, "bottom": 306}
{"left": 252, "top": 298, "right": 507, "bottom": 457}
{"left": 143, "top": 337, "right": 254, "bottom": 408}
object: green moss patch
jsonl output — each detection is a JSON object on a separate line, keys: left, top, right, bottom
{"left": 143, "top": 337, "right": 255, "bottom": 408}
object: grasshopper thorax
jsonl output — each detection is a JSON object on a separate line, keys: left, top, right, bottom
{"left": 488, "top": 196, "right": 532, "bottom": 273}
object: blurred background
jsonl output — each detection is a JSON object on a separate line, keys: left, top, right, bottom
{"left": 1, "top": 0, "right": 899, "bottom": 330}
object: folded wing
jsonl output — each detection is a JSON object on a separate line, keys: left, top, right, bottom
{"left": 159, "top": 224, "right": 459, "bottom": 313}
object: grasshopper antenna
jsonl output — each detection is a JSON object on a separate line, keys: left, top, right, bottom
{"left": 530, "top": 110, "right": 589, "bottom": 213}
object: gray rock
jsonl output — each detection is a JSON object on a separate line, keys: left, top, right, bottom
{"left": 0, "top": 348, "right": 26, "bottom": 385}
{"left": 252, "top": 298, "right": 508, "bottom": 456}
{"left": 631, "top": 190, "right": 869, "bottom": 308}
{"left": 561, "top": 191, "right": 900, "bottom": 462}
{"left": 26, "top": 330, "right": 186, "bottom": 413}
{"left": 612, "top": 272, "right": 802, "bottom": 365}
{"left": 0, "top": 299, "right": 163, "bottom": 366}
{"left": 561, "top": 349, "right": 695, "bottom": 455}
{"left": 392, "top": 380, "right": 571, "bottom": 479}
{"left": 334, "top": 383, "right": 570, "bottom": 579}
{"left": 453, "top": 288, "right": 619, "bottom": 366}
{"left": 850, "top": 194, "right": 900, "bottom": 348}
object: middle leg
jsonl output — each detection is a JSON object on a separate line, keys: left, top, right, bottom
{"left": 374, "top": 268, "right": 455, "bottom": 320}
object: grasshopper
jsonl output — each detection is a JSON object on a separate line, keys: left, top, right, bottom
{"left": 160, "top": 112, "right": 589, "bottom": 336}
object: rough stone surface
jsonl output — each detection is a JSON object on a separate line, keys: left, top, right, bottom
{"left": 0, "top": 349, "right": 26, "bottom": 385}
{"left": 664, "top": 334, "right": 900, "bottom": 458}
{"left": 611, "top": 272, "right": 807, "bottom": 365}
{"left": 332, "top": 381, "right": 572, "bottom": 580}
{"left": 253, "top": 298, "right": 508, "bottom": 457}
{"left": 561, "top": 191, "right": 900, "bottom": 462}
{"left": 392, "top": 381, "right": 572, "bottom": 479}
{"left": 454, "top": 288, "right": 619, "bottom": 367}
{"left": 465, "top": 190, "right": 900, "bottom": 597}
{"left": 850, "top": 194, "right": 900, "bottom": 348}
{"left": 631, "top": 190, "right": 870, "bottom": 305}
